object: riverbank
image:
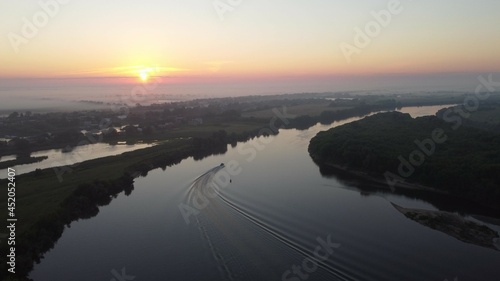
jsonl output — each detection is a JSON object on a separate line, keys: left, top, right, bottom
{"left": 0, "top": 156, "right": 48, "bottom": 170}
{"left": 316, "top": 161, "right": 446, "bottom": 193}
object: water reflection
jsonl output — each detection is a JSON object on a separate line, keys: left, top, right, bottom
{"left": 0, "top": 143, "right": 153, "bottom": 176}
{"left": 316, "top": 163, "right": 500, "bottom": 217}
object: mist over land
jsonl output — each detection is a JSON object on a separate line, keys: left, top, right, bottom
{"left": 0, "top": 72, "right": 490, "bottom": 115}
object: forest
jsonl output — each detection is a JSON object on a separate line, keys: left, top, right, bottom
{"left": 309, "top": 111, "right": 500, "bottom": 211}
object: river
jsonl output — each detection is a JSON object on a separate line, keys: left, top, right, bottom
{"left": 0, "top": 142, "right": 153, "bottom": 177}
{"left": 30, "top": 105, "right": 500, "bottom": 281}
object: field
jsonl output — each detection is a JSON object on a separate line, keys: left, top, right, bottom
{"left": 167, "top": 120, "right": 268, "bottom": 137}
{"left": 468, "top": 104, "right": 500, "bottom": 125}
{"left": 242, "top": 101, "right": 352, "bottom": 118}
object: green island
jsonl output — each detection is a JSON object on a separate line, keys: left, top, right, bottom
{"left": 0, "top": 156, "right": 48, "bottom": 170}
{"left": 308, "top": 102, "right": 500, "bottom": 212}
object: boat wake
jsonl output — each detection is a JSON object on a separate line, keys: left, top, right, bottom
{"left": 183, "top": 165, "right": 351, "bottom": 281}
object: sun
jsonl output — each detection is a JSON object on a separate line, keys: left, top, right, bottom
{"left": 139, "top": 69, "right": 150, "bottom": 82}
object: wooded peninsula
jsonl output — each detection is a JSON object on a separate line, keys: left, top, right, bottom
{"left": 309, "top": 104, "right": 500, "bottom": 212}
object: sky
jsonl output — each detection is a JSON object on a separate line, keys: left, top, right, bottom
{"left": 1, "top": 0, "right": 500, "bottom": 96}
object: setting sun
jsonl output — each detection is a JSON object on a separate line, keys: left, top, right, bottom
{"left": 139, "top": 69, "right": 150, "bottom": 82}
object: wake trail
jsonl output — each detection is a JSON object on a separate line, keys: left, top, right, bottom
{"left": 185, "top": 166, "right": 352, "bottom": 281}
{"left": 215, "top": 185, "right": 351, "bottom": 281}
{"left": 185, "top": 165, "right": 260, "bottom": 280}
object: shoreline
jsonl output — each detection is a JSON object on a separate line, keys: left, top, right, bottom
{"left": 391, "top": 202, "right": 500, "bottom": 251}
{"left": 318, "top": 160, "right": 446, "bottom": 193}
{"left": 313, "top": 159, "right": 500, "bottom": 215}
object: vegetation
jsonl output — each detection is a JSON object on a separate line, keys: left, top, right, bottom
{"left": 309, "top": 111, "right": 500, "bottom": 211}
{"left": 242, "top": 99, "right": 351, "bottom": 118}
{"left": 437, "top": 101, "right": 500, "bottom": 132}
{"left": 0, "top": 156, "right": 47, "bottom": 170}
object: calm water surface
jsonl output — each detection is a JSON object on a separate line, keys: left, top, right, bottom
{"left": 30, "top": 106, "right": 500, "bottom": 281}
{"left": 0, "top": 143, "right": 153, "bottom": 177}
